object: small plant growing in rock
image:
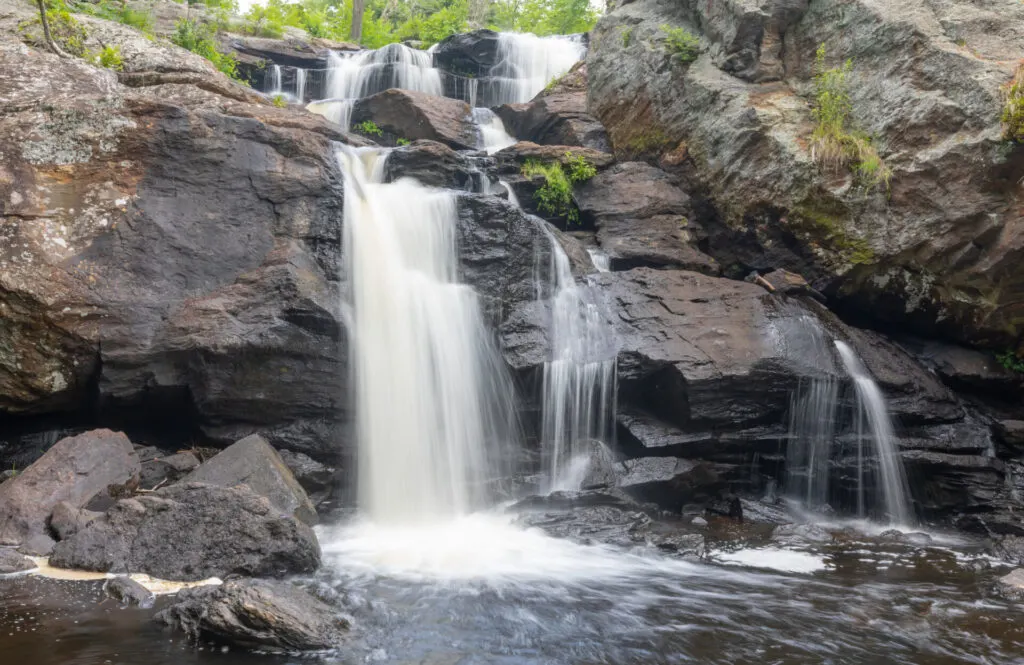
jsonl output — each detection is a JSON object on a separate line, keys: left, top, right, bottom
{"left": 271, "top": 94, "right": 287, "bottom": 108}
{"left": 810, "top": 44, "right": 891, "bottom": 189}
{"left": 521, "top": 153, "right": 597, "bottom": 224}
{"left": 997, "top": 350, "right": 1024, "bottom": 373}
{"left": 1001, "top": 62, "right": 1024, "bottom": 143}
{"left": 621, "top": 26, "right": 633, "bottom": 47}
{"left": 660, "top": 24, "right": 700, "bottom": 65}
{"left": 20, "top": 0, "right": 89, "bottom": 57}
{"left": 396, "top": 137, "right": 411, "bottom": 146}
{"left": 355, "top": 120, "right": 384, "bottom": 137}
{"left": 93, "top": 44, "right": 124, "bottom": 71}
{"left": 544, "top": 74, "right": 563, "bottom": 92}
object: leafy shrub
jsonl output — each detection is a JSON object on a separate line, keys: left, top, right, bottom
{"left": 660, "top": 24, "right": 700, "bottom": 65}
{"left": 621, "top": 26, "right": 632, "bottom": 47}
{"left": 355, "top": 120, "right": 384, "bottom": 136}
{"left": 93, "top": 44, "right": 124, "bottom": 70}
{"left": 997, "top": 350, "right": 1024, "bottom": 373}
{"left": 396, "top": 137, "right": 411, "bottom": 146}
{"left": 521, "top": 152, "right": 597, "bottom": 223}
{"left": 810, "top": 44, "right": 890, "bottom": 189}
{"left": 172, "top": 18, "right": 240, "bottom": 80}
{"left": 271, "top": 93, "right": 287, "bottom": 107}
{"left": 19, "top": 0, "right": 89, "bottom": 56}
{"left": 1002, "top": 63, "right": 1024, "bottom": 143}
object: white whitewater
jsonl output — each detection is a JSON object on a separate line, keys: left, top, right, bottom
{"left": 834, "top": 341, "right": 914, "bottom": 525}
{"left": 534, "top": 226, "right": 618, "bottom": 490}
{"left": 337, "top": 144, "right": 515, "bottom": 523}
{"left": 586, "top": 248, "right": 610, "bottom": 273}
{"left": 484, "top": 32, "right": 586, "bottom": 105}
{"left": 472, "top": 107, "right": 516, "bottom": 154}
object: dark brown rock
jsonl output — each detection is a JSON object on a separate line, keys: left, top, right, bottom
{"left": 350, "top": 89, "right": 477, "bottom": 149}
{"left": 49, "top": 501, "right": 103, "bottom": 541}
{"left": 0, "top": 430, "right": 140, "bottom": 547}
{"left": 0, "top": 548, "right": 35, "bottom": 574}
{"left": 495, "top": 62, "right": 611, "bottom": 151}
{"left": 575, "top": 162, "right": 718, "bottom": 273}
{"left": 104, "top": 576, "right": 155, "bottom": 608}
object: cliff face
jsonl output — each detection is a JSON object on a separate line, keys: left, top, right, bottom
{"left": 587, "top": 0, "right": 1024, "bottom": 351}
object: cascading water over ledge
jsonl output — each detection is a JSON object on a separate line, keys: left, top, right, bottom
{"left": 337, "top": 144, "right": 517, "bottom": 523}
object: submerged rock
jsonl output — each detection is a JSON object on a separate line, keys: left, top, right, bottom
{"left": 0, "top": 430, "right": 140, "bottom": 548}
{"left": 104, "top": 576, "right": 155, "bottom": 608}
{"left": 184, "top": 434, "right": 318, "bottom": 526}
{"left": 50, "top": 483, "right": 320, "bottom": 581}
{"left": 156, "top": 579, "right": 350, "bottom": 651}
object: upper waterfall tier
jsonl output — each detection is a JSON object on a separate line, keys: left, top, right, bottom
{"left": 309, "top": 31, "right": 585, "bottom": 128}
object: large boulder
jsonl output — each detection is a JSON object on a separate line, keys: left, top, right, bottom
{"left": 433, "top": 29, "right": 503, "bottom": 77}
{"left": 183, "top": 434, "right": 318, "bottom": 525}
{"left": 575, "top": 161, "right": 719, "bottom": 273}
{"left": 0, "top": 8, "right": 349, "bottom": 462}
{"left": 156, "top": 578, "right": 350, "bottom": 651}
{"left": 350, "top": 89, "right": 478, "bottom": 150}
{"left": 0, "top": 548, "right": 36, "bottom": 574}
{"left": 384, "top": 139, "right": 484, "bottom": 190}
{"left": 495, "top": 62, "right": 611, "bottom": 152}
{"left": 0, "top": 430, "right": 140, "bottom": 547}
{"left": 587, "top": 0, "right": 1024, "bottom": 350}
{"left": 49, "top": 482, "right": 320, "bottom": 581}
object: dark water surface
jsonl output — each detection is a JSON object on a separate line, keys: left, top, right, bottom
{"left": 3, "top": 517, "right": 1024, "bottom": 665}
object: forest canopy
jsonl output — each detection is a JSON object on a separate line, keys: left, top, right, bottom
{"left": 235, "top": 0, "right": 599, "bottom": 48}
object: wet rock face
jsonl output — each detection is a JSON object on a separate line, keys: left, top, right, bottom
{"left": 587, "top": 0, "right": 1024, "bottom": 349}
{"left": 0, "top": 430, "right": 140, "bottom": 547}
{"left": 49, "top": 482, "right": 321, "bottom": 581}
{"left": 156, "top": 579, "right": 350, "bottom": 651}
{"left": 575, "top": 162, "right": 718, "bottom": 273}
{"left": 0, "top": 10, "right": 348, "bottom": 462}
{"left": 350, "top": 89, "right": 478, "bottom": 150}
{"left": 433, "top": 29, "right": 503, "bottom": 76}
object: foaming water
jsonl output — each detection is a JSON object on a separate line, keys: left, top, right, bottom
{"left": 472, "top": 107, "right": 516, "bottom": 154}
{"left": 339, "top": 145, "right": 516, "bottom": 523}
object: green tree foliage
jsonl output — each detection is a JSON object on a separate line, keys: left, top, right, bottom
{"left": 660, "top": 24, "right": 699, "bottom": 64}
{"left": 488, "top": 0, "right": 596, "bottom": 35}
{"left": 1002, "top": 64, "right": 1024, "bottom": 143}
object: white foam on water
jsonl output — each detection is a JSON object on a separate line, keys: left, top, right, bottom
{"left": 714, "top": 548, "right": 828, "bottom": 574}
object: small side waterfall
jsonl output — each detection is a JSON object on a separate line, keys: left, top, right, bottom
{"left": 295, "top": 68, "right": 307, "bottom": 103}
{"left": 338, "top": 145, "right": 517, "bottom": 523}
{"left": 780, "top": 308, "right": 914, "bottom": 524}
{"left": 834, "top": 341, "right": 913, "bottom": 525}
{"left": 472, "top": 107, "right": 516, "bottom": 154}
{"left": 535, "top": 227, "right": 618, "bottom": 491}
{"left": 266, "top": 64, "right": 282, "bottom": 95}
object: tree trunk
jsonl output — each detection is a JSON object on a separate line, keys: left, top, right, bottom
{"left": 468, "top": 0, "right": 490, "bottom": 29}
{"left": 36, "top": 0, "right": 67, "bottom": 58}
{"left": 350, "top": 0, "right": 365, "bottom": 44}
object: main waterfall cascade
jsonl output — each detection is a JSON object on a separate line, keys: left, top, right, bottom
{"left": 338, "top": 145, "right": 517, "bottom": 523}
{"left": 777, "top": 306, "right": 914, "bottom": 524}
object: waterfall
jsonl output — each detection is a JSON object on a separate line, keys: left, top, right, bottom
{"left": 295, "top": 68, "right": 307, "bottom": 102}
{"left": 534, "top": 227, "right": 618, "bottom": 491}
{"left": 586, "top": 248, "right": 610, "bottom": 273}
{"left": 481, "top": 33, "right": 586, "bottom": 106}
{"left": 472, "top": 107, "right": 516, "bottom": 154}
{"left": 834, "top": 341, "right": 913, "bottom": 525}
{"left": 266, "top": 64, "right": 282, "bottom": 95}
{"left": 338, "top": 145, "right": 517, "bottom": 523}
